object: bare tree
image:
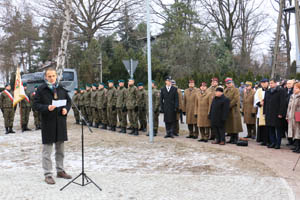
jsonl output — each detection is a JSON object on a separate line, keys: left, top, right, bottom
{"left": 199, "top": 0, "right": 241, "bottom": 51}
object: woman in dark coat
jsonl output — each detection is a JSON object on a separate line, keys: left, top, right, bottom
{"left": 33, "top": 68, "right": 72, "bottom": 185}
{"left": 209, "top": 87, "right": 230, "bottom": 145}
{"left": 263, "top": 79, "right": 287, "bottom": 149}
{"left": 160, "top": 76, "right": 179, "bottom": 138}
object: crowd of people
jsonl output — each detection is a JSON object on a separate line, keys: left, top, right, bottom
{"left": 1, "top": 72, "right": 300, "bottom": 153}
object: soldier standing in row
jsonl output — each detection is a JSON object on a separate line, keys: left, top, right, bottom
{"left": 97, "top": 83, "right": 108, "bottom": 129}
{"left": 137, "top": 83, "right": 147, "bottom": 132}
{"left": 78, "top": 88, "right": 86, "bottom": 125}
{"left": 224, "top": 77, "right": 243, "bottom": 144}
{"left": 20, "top": 83, "right": 32, "bottom": 132}
{"left": 242, "top": 81, "right": 257, "bottom": 139}
{"left": 106, "top": 80, "right": 117, "bottom": 131}
{"left": 147, "top": 81, "right": 160, "bottom": 136}
{"left": 83, "top": 84, "right": 92, "bottom": 126}
{"left": 116, "top": 80, "right": 127, "bottom": 133}
{"left": 195, "top": 82, "right": 211, "bottom": 142}
{"left": 30, "top": 85, "right": 41, "bottom": 130}
{"left": 71, "top": 88, "right": 80, "bottom": 124}
{"left": 127, "top": 78, "right": 139, "bottom": 136}
{"left": 91, "top": 83, "right": 99, "bottom": 127}
{"left": 0, "top": 84, "right": 15, "bottom": 134}
{"left": 183, "top": 80, "right": 199, "bottom": 139}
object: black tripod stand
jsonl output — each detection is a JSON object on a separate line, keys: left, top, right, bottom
{"left": 293, "top": 155, "right": 300, "bottom": 171}
{"left": 60, "top": 100, "right": 102, "bottom": 191}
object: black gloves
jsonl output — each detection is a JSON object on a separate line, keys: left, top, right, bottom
{"left": 134, "top": 106, "right": 139, "bottom": 112}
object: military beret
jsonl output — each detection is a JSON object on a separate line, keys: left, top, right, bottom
{"left": 80, "top": 87, "right": 85, "bottom": 91}
{"left": 23, "top": 82, "right": 27, "bottom": 87}
{"left": 34, "top": 85, "right": 39, "bottom": 89}
{"left": 99, "top": 83, "right": 105, "bottom": 86}
{"left": 118, "top": 79, "right": 125, "bottom": 83}
{"left": 5, "top": 83, "right": 10, "bottom": 87}
{"left": 74, "top": 88, "right": 78, "bottom": 91}
{"left": 152, "top": 80, "right": 156, "bottom": 84}
{"left": 104, "top": 86, "right": 108, "bottom": 89}
{"left": 211, "top": 77, "right": 218, "bottom": 81}
{"left": 107, "top": 80, "right": 114, "bottom": 83}
{"left": 137, "top": 83, "right": 144, "bottom": 86}
{"left": 92, "top": 83, "right": 98, "bottom": 87}
{"left": 86, "top": 83, "right": 92, "bottom": 87}
{"left": 128, "top": 78, "right": 134, "bottom": 81}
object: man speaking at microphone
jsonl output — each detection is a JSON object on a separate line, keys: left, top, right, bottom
{"left": 33, "top": 68, "right": 72, "bottom": 185}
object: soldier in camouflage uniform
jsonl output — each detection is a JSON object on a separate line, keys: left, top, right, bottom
{"left": 106, "top": 80, "right": 117, "bottom": 131}
{"left": 0, "top": 84, "right": 15, "bottom": 134}
{"left": 20, "top": 83, "right": 32, "bottom": 132}
{"left": 91, "top": 83, "right": 99, "bottom": 127}
{"left": 97, "top": 83, "right": 108, "bottom": 129}
{"left": 126, "top": 78, "right": 139, "bottom": 136}
{"left": 78, "top": 88, "right": 86, "bottom": 125}
{"left": 137, "top": 83, "right": 147, "bottom": 132}
{"left": 147, "top": 81, "right": 160, "bottom": 136}
{"left": 30, "top": 85, "right": 41, "bottom": 130}
{"left": 83, "top": 84, "right": 92, "bottom": 126}
{"left": 71, "top": 88, "right": 80, "bottom": 124}
{"left": 116, "top": 80, "right": 127, "bottom": 133}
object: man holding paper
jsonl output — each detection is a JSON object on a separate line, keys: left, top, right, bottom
{"left": 33, "top": 67, "right": 72, "bottom": 185}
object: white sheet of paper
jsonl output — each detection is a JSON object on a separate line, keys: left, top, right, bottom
{"left": 52, "top": 100, "right": 67, "bottom": 107}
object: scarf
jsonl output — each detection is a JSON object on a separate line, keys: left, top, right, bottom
{"left": 46, "top": 81, "right": 59, "bottom": 99}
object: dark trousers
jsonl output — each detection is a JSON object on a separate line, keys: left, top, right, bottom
{"left": 246, "top": 124, "right": 256, "bottom": 138}
{"left": 188, "top": 124, "right": 199, "bottom": 137}
{"left": 268, "top": 126, "right": 282, "bottom": 146}
{"left": 212, "top": 127, "right": 225, "bottom": 142}
{"left": 258, "top": 126, "right": 268, "bottom": 144}
{"left": 165, "top": 122, "right": 176, "bottom": 136}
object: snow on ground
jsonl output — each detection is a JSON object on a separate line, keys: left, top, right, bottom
{"left": 0, "top": 110, "right": 295, "bottom": 200}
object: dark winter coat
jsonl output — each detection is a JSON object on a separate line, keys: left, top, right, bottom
{"left": 160, "top": 86, "right": 179, "bottom": 123}
{"left": 33, "top": 83, "right": 71, "bottom": 144}
{"left": 263, "top": 86, "right": 287, "bottom": 128}
{"left": 208, "top": 94, "right": 230, "bottom": 128}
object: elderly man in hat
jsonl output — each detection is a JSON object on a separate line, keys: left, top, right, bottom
{"left": 195, "top": 82, "right": 211, "bottom": 142}
{"left": 242, "top": 81, "right": 257, "bottom": 139}
{"left": 183, "top": 80, "right": 199, "bottom": 139}
{"left": 254, "top": 78, "right": 269, "bottom": 145}
{"left": 20, "top": 82, "right": 32, "bottom": 132}
{"left": 137, "top": 83, "right": 147, "bottom": 132}
{"left": 171, "top": 80, "right": 183, "bottom": 136}
{"left": 71, "top": 88, "right": 81, "bottom": 125}
{"left": 209, "top": 87, "right": 230, "bottom": 145}
{"left": 0, "top": 83, "right": 15, "bottom": 134}
{"left": 224, "top": 78, "right": 243, "bottom": 144}
{"left": 30, "top": 85, "right": 42, "bottom": 130}
{"left": 160, "top": 76, "right": 179, "bottom": 138}
{"left": 116, "top": 80, "right": 127, "bottom": 133}
{"left": 126, "top": 78, "right": 139, "bottom": 135}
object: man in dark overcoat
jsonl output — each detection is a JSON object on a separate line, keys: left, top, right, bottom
{"left": 264, "top": 79, "right": 287, "bottom": 149}
{"left": 160, "top": 76, "right": 179, "bottom": 138}
{"left": 33, "top": 68, "right": 72, "bottom": 185}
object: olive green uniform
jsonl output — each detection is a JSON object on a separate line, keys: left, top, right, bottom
{"left": 20, "top": 90, "right": 31, "bottom": 128}
{"left": 72, "top": 93, "right": 80, "bottom": 123}
{"left": 83, "top": 90, "right": 92, "bottom": 124}
{"left": 0, "top": 90, "right": 15, "bottom": 129}
{"left": 78, "top": 92, "right": 86, "bottom": 123}
{"left": 107, "top": 87, "right": 117, "bottom": 127}
{"left": 90, "top": 90, "right": 98, "bottom": 126}
{"left": 30, "top": 91, "right": 41, "bottom": 129}
{"left": 116, "top": 86, "right": 127, "bottom": 128}
{"left": 152, "top": 88, "right": 160, "bottom": 132}
{"left": 97, "top": 88, "right": 108, "bottom": 125}
{"left": 126, "top": 85, "right": 138, "bottom": 129}
{"left": 137, "top": 88, "right": 147, "bottom": 130}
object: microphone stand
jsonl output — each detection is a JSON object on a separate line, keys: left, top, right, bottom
{"left": 60, "top": 97, "right": 102, "bottom": 191}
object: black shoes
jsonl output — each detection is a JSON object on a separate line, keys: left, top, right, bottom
{"left": 5, "top": 127, "right": 9, "bottom": 134}
{"left": 268, "top": 143, "right": 276, "bottom": 148}
{"left": 9, "top": 127, "right": 15, "bottom": 134}
{"left": 101, "top": 124, "right": 107, "bottom": 130}
{"left": 164, "top": 134, "right": 174, "bottom": 138}
{"left": 186, "top": 135, "right": 193, "bottom": 138}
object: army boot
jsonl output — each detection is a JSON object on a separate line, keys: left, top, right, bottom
{"left": 134, "top": 129, "right": 139, "bottom": 136}
{"left": 111, "top": 126, "right": 116, "bottom": 132}
{"left": 101, "top": 124, "right": 107, "bottom": 130}
{"left": 24, "top": 125, "right": 31, "bottom": 131}
{"left": 22, "top": 125, "right": 26, "bottom": 132}
{"left": 9, "top": 127, "right": 15, "bottom": 134}
{"left": 5, "top": 127, "right": 9, "bottom": 134}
